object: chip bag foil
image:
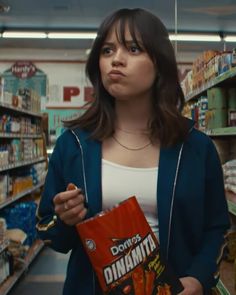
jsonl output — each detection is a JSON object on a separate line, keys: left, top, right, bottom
{"left": 76, "top": 196, "right": 183, "bottom": 295}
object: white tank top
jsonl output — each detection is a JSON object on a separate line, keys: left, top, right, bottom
{"left": 102, "top": 159, "right": 159, "bottom": 239}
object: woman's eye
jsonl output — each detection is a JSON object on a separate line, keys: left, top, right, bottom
{"left": 129, "top": 45, "right": 141, "bottom": 53}
{"left": 101, "top": 47, "right": 112, "bottom": 55}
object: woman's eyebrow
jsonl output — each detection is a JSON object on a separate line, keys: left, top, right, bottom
{"left": 102, "top": 41, "right": 115, "bottom": 46}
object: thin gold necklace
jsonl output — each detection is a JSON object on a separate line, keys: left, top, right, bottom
{"left": 112, "top": 135, "right": 152, "bottom": 151}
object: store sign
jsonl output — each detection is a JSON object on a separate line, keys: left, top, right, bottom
{"left": 11, "top": 61, "right": 37, "bottom": 79}
{"left": 63, "top": 86, "right": 80, "bottom": 101}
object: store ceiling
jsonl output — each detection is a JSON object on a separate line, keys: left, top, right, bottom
{"left": 0, "top": 0, "right": 236, "bottom": 54}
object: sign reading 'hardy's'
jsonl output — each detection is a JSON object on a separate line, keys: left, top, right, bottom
{"left": 11, "top": 61, "right": 37, "bottom": 79}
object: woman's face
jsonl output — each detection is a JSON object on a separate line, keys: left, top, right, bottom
{"left": 99, "top": 24, "right": 156, "bottom": 101}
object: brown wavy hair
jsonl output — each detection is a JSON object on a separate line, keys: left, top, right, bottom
{"left": 64, "top": 8, "right": 189, "bottom": 147}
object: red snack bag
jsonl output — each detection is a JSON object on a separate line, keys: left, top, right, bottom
{"left": 76, "top": 196, "right": 183, "bottom": 294}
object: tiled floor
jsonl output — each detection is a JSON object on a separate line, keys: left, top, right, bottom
{"left": 8, "top": 247, "right": 69, "bottom": 295}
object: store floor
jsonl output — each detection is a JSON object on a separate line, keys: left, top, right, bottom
{"left": 8, "top": 246, "right": 69, "bottom": 295}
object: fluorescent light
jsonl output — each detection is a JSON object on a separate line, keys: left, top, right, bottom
{"left": 47, "top": 32, "right": 97, "bottom": 39}
{"left": 169, "top": 34, "right": 221, "bottom": 42}
{"left": 224, "top": 36, "right": 236, "bottom": 42}
{"left": 2, "top": 31, "right": 47, "bottom": 38}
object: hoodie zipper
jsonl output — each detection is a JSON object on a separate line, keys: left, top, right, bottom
{"left": 70, "top": 129, "right": 96, "bottom": 295}
{"left": 70, "top": 129, "right": 89, "bottom": 204}
{"left": 166, "top": 142, "right": 184, "bottom": 261}
{"left": 166, "top": 126, "right": 194, "bottom": 260}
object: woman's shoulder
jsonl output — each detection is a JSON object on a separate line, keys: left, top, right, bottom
{"left": 189, "top": 127, "right": 211, "bottom": 142}
{"left": 56, "top": 127, "right": 91, "bottom": 143}
{"left": 186, "top": 127, "right": 217, "bottom": 156}
{"left": 55, "top": 127, "right": 100, "bottom": 153}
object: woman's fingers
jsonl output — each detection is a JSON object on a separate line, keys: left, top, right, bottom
{"left": 53, "top": 188, "right": 83, "bottom": 206}
{"left": 53, "top": 186, "right": 87, "bottom": 225}
{"left": 62, "top": 208, "right": 88, "bottom": 225}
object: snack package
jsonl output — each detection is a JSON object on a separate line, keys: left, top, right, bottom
{"left": 76, "top": 196, "right": 183, "bottom": 294}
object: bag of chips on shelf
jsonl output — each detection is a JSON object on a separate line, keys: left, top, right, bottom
{"left": 76, "top": 196, "right": 183, "bottom": 294}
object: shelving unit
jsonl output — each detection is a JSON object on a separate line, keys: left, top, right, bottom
{"left": 0, "top": 95, "right": 47, "bottom": 294}
{"left": 205, "top": 127, "right": 236, "bottom": 137}
{"left": 0, "top": 157, "right": 46, "bottom": 173}
{"left": 184, "top": 66, "right": 236, "bottom": 295}
{"left": 185, "top": 66, "right": 236, "bottom": 102}
{"left": 0, "top": 180, "right": 45, "bottom": 210}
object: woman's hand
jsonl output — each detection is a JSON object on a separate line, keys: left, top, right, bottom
{"left": 53, "top": 183, "right": 88, "bottom": 225}
{"left": 178, "top": 277, "right": 203, "bottom": 295}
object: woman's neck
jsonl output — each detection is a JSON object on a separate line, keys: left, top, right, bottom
{"left": 115, "top": 99, "right": 152, "bottom": 131}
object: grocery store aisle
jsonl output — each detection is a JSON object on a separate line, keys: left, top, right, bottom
{"left": 8, "top": 246, "right": 69, "bottom": 295}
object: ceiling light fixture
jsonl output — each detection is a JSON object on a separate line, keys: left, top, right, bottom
{"left": 2, "top": 31, "right": 47, "bottom": 38}
{"left": 224, "top": 36, "right": 236, "bottom": 42}
{"left": 2, "top": 31, "right": 234, "bottom": 43}
{"left": 47, "top": 32, "right": 97, "bottom": 39}
{"left": 169, "top": 34, "right": 222, "bottom": 42}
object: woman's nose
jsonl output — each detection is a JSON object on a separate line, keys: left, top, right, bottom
{"left": 111, "top": 48, "right": 126, "bottom": 66}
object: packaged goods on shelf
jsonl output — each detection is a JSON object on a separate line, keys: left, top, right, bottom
{"left": 206, "top": 109, "right": 228, "bottom": 129}
{"left": 223, "top": 159, "right": 236, "bottom": 193}
{"left": 5, "top": 229, "right": 27, "bottom": 244}
{"left": 0, "top": 201, "right": 38, "bottom": 246}
{"left": 183, "top": 96, "right": 208, "bottom": 131}
{"left": 205, "top": 87, "right": 228, "bottom": 129}
{"left": 182, "top": 49, "right": 236, "bottom": 98}
{"left": 0, "top": 114, "right": 41, "bottom": 135}
{"left": 219, "top": 51, "right": 233, "bottom": 75}
{"left": 0, "top": 218, "right": 7, "bottom": 243}
{"left": 207, "top": 87, "right": 227, "bottom": 109}
{"left": 30, "top": 162, "right": 47, "bottom": 185}
{"left": 0, "top": 161, "right": 46, "bottom": 203}
{"left": 0, "top": 138, "right": 44, "bottom": 169}
{"left": 192, "top": 50, "right": 219, "bottom": 90}
{"left": 228, "top": 88, "right": 236, "bottom": 127}
{"left": 0, "top": 77, "right": 4, "bottom": 103}
{"left": 0, "top": 250, "right": 12, "bottom": 285}
{"left": 2, "top": 92, "right": 12, "bottom": 106}
{"left": 1, "top": 88, "right": 41, "bottom": 114}
{"left": 0, "top": 175, "right": 8, "bottom": 203}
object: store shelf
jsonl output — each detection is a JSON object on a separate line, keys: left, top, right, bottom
{"left": 0, "top": 133, "right": 42, "bottom": 139}
{"left": 0, "top": 101, "right": 42, "bottom": 118}
{"left": 0, "top": 239, "right": 44, "bottom": 295}
{"left": 205, "top": 127, "right": 236, "bottom": 137}
{"left": 0, "top": 156, "right": 46, "bottom": 172}
{"left": 0, "top": 180, "right": 45, "bottom": 210}
{"left": 185, "top": 67, "right": 236, "bottom": 102}
{"left": 218, "top": 260, "right": 235, "bottom": 295}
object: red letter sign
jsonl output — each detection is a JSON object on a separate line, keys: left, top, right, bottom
{"left": 63, "top": 87, "right": 80, "bottom": 101}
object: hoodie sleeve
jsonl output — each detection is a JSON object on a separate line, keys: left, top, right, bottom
{"left": 36, "top": 135, "right": 79, "bottom": 253}
{"left": 185, "top": 138, "right": 230, "bottom": 290}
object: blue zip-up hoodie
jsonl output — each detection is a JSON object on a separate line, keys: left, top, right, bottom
{"left": 37, "top": 121, "right": 230, "bottom": 294}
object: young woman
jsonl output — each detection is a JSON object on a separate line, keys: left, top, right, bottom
{"left": 37, "top": 8, "right": 230, "bottom": 295}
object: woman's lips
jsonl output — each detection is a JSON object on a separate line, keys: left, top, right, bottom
{"left": 108, "top": 70, "right": 126, "bottom": 80}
